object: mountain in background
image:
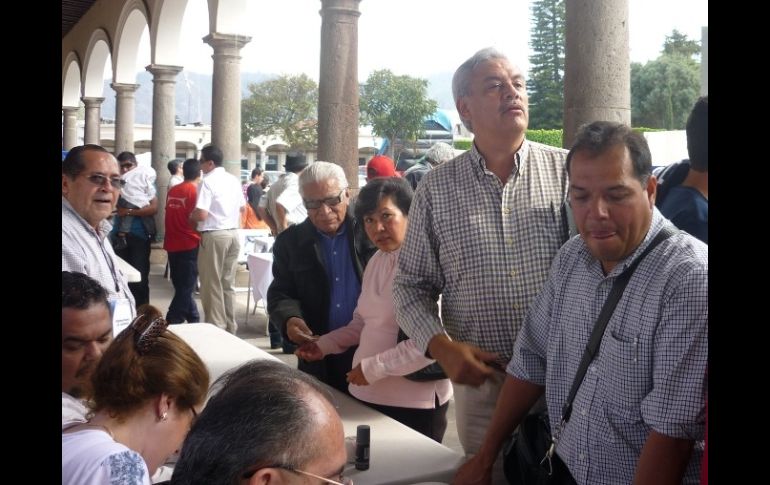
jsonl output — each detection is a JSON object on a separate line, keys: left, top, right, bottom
{"left": 100, "top": 71, "right": 456, "bottom": 124}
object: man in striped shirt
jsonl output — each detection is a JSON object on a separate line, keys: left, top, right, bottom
{"left": 393, "top": 47, "right": 570, "bottom": 481}
{"left": 455, "top": 122, "right": 707, "bottom": 484}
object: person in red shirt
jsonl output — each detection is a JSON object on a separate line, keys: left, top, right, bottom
{"left": 163, "top": 158, "right": 202, "bottom": 323}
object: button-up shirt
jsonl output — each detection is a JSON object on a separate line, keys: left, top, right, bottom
{"left": 317, "top": 223, "right": 360, "bottom": 331}
{"left": 509, "top": 210, "right": 708, "bottom": 484}
{"left": 62, "top": 197, "right": 136, "bottom": 315}
{"left": 195, "top": 167, "right": 243, "bottom": 232}
{"left": 393, "top": 140, "right": 569, "bottom": 361}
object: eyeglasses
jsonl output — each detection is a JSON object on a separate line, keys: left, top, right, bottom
{"left": 83, "top": 173, "right": 126, "bottom": 189}
{"left": 242, "top": 464, "right": 352, "bottom": 485}
{"left": 303, "top": 190, "right": 345, "bottom": 210}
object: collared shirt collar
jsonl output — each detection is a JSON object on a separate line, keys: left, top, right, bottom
{"left": 468, "top": 138, "right": 528, "bottom": 185}
{"left": 61, "top": 196, "right": 113, "bottom": 239}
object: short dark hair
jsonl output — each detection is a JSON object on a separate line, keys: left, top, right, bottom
{"left": 167, "top": 159, "right": 182, "bottom": 175}
{"left": 116, "top": 151, "right": 137, "bottom": 165}
{"left": 62, "top": 271, "right": 109, "bottom": 310}
{"left": 250, "top": 168, "right": 262, "bottom": 179}
{"left": 62, "top": 144, "right": 110, "bottom": 178}
{"left": 686, "top": 96, "right": 708, "bottom": 172}
{"left": 182, "top": 158, "right": 201, "bottom": 181}
{"left": 201, "top": 145, "right": 223, "bottom": 167}
{"left": 170, "top": 360, "right": 332, "bottom": 485}
{"left": 566, "top": 121, "right": 652, "bottom": 185}
{"left": 354, "top": 176, "right": 414, "bottom": 224}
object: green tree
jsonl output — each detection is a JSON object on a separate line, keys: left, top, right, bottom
{"left": 631, "top": 31, "right": 700, "bottom": 130}
{"left": 527, "top": 0, "right": 565, "bottom": 129}
{"left": 662, "top": 29, "right": 701, "bottom": 58}
{"left": 241, "top": 74, "right": 318, "bottom": 150}
{"left": 360, "top": 69, "right": 437, "bottom": 159}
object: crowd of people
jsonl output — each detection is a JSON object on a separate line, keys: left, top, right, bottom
{"left": 62, "top": 46, "right": 707, "bottom": 484}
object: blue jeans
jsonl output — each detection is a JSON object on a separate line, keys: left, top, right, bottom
{"left": 166, "top": 247, "right": 200, "bottom": 323}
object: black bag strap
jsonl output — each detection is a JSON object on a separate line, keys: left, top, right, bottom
{"left": 560, "top": 225, "right": 678, "bottom": 424}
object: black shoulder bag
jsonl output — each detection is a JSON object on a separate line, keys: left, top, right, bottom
{"left": 503, "top": 226, "right": 677, "bottom": 485}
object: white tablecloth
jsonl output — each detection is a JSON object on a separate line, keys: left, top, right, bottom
{"left": 115, "top": 254, "right": 140, "bottom": 282}
{"left": 169, "top": 324, "right": 462, "bottom": 484}
{"left": 247, "top": 252, "right": 274, "bottom": 305}
{"left": 237, "top": 229, "right": 273, "bottom": 263}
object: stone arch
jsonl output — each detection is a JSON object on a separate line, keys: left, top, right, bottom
{"left": 62, "top": 52, "right": 82, "bottom": 108}
{"left": 151, "top": 0, "right": 188, "bottom": 66}
{"left": 113, "top": 1, "right": 150, "bottom": 83}
{"left": 207, "top": 0, "right": 250, "bottom": 34}
{"left": 82, "top": 29, "right": 112, "bottom": 98}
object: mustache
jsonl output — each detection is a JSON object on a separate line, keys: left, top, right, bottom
{"left": 500, "top": 102, "right": 525, "bottom": 114}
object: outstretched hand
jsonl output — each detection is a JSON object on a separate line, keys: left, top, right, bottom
{"left": 429, "top": 337, "right": 501, "bottom": 387}
{"left": 295, "top": 342, "right": 324, "bottom": 362}
{"left": 286, "top": 317, "right": 318, "bottom": 344}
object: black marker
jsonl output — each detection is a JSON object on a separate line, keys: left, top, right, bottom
{"left": 355, "top": 425, "right": 370, "bottom": 470}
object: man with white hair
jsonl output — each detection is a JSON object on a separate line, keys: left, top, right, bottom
{"left": 404, "top": 141, "right": 457, "bottom": 190}
{"left": 267, "top": 161, "right": 376, "bottom": 393}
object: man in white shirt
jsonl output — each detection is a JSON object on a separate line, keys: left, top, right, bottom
{"left": 190, "top": 145, "right": 245, "bottom": 334}
{"left": 62, "top": 271, "right": 113, "bottom": 426}
{"left": 267, "top": 153, "right": 308, "bottom": 235}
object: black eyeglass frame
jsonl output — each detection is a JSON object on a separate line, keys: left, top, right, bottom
{"left": 83, "top": 173, "right": 126, "bottom": 189}
{"left": 303, "top": 190, "right": 345, "bottom": 210}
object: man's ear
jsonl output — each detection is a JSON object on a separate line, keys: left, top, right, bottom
{"left": 646, "top": 174, "right": 657, "bottom": 208}
{"left": 62, "top": 175, "right": 70, "bottom": 196}
{"left": 248, "top": 467, "right": 283, "bottom": 484}
{"left": 456, "top": 97, "right": 471, "bottom": 123}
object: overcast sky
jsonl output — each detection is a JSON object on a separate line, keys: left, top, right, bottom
{"left": 130, "top": 0, "right": 707, "bottom": 80}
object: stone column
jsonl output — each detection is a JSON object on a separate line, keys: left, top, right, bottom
{"left": 317, "top": 0, "right": 361, "bottom": 189}
{"left": 146, "top": 64, "right": 183, "bottom": 241}
{"left": 563, "top": 0, "right": 629, "bottom": 148}
{"left": 82, "top": 97, "right": 105, "bottom": 145}
{"left": 111, "top": 83, "right": 140, "bottom": 155}
{"left": 62, "top": 107, "right": 79, "bottom": 150}
{"left": 204, "top": 32, "right": 251, "bottom": 177}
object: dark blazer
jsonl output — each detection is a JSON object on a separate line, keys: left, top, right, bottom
{"left": 267, "top": 213, "right": 375, "bottom": 391}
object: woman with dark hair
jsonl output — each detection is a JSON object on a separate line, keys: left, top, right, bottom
{"left": 62, "top": 305, "right": 209, "bottom": 485}
{"left": 296, "top": 177, "right": 452, "bottom": 442}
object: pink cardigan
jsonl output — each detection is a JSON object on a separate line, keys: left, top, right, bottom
{"left": 316, "top": 249, "right": 453, "bottom": 409}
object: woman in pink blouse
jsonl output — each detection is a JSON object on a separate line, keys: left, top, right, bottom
{"left": 296, "top": 176, "right": 452, "bottom": 442}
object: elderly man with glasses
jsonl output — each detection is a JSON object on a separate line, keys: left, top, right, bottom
{"left": 267, "top": 161, "right": 376, "bottom": 393}
{"left": 62, "top": 144, "right": 136, "bottom": 322}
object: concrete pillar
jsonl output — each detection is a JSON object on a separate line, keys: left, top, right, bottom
{"left": 317, "top": 0, "right": 361, "bottom": 189}
{"left": 247, "top": 148, "right": 257, "bottom": 169}
{"left": 146, "top": 64, "right": 183, "bottom": 242}
{"left": 563, "top": 0, "right": 629, "bottom": 148}
{"left": 82, "top": 97, "right": 104, "bottom": 145}
{"left": 111, "top": 82, "right": 140, "bottom": 155}
{"left": 277, "top": 152, "right": 286, "bottom": 171}
{"left": 62, "top": 107, "right": 79, "bottom": 150}
{"left": 203, "top": 32, "right": 252, "bottom": 177}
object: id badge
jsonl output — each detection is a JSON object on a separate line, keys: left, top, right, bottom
{"left": 109, "top": 298, "right": 134, "bottom": 336}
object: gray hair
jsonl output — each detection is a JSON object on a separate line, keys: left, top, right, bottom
{"left": 298, "top": 161, "right": 348, "bottom": 197}
{"left": 425, "top": 142, "right": 456, "bottom": 166}
{"left": 452, "top": 47, "right": 510, "bottom": 132}
{"left": 170, "top": 360, "right": 335, "bottom": 485}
